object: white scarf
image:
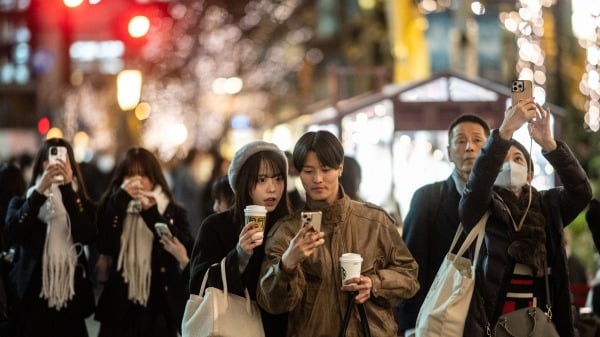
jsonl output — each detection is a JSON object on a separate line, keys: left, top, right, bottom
{"left": 116, "top": 185, "right": 169, "bottom": 306}
{"left": 28, "top": 180, "right": 78, "bottom": 310}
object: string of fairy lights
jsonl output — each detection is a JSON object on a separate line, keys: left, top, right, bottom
{"left": 572, "top": 0, "right": 600, "bottom": 132}
{"left": 499, "top": 0, "right": 555, "bottom": 106}
{"left": 417, "top": 0, "right": 597, "bottom": 132}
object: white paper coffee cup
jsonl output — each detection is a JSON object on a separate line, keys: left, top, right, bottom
{"left": 244, "top": 205, "right": 267, "bottom": 231}
{"left": 339, "top": 253, "right": 363, "bottom": 284}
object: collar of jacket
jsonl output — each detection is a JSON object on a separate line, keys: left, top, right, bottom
{"left": 305, "top": 189, "right": 350, "bottom": 227}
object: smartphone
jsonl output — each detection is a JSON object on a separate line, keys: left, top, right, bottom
{"left": 301, "top": 211, "right": 322, "bottom": 232}
{"left": 48, "top": 146, "right": 67, "bottom": 181}
{"left": 154, "top": 222, "right": 173, "bottom": 239}
{"left": 511, "top": 80, "right": 533, "bottom": 105}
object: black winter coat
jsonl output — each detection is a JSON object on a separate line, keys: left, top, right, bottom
{"left": 95, "top": 188, "right": 193, "bottom": 336}
{"left": 5, "top": 183, "right": 97, "bottom": 336}
{"left": 460, "top": 130, "right": 592, "bottom": 337}
{"left": 189, "top": 209, "right": 288, "bottom": 337}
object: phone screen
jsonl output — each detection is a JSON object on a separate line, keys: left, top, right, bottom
{"left": 301, "top": 211, "right": 322, "bottom": 232}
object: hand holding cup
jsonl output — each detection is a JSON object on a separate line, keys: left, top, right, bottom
{"left": 340, "top": 253, "right": 371, "bottom": 303}
{"left": 239, "top": 205, "right": 268, "bottom": 254}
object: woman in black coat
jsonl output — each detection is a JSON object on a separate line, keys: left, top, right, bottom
{"left": 459, "top": 100, "right": 592, "bottom": 337}
{"left": 5, "top": 138, "right": 97, "bottom": 337}
{"left": 188, "top": 141, "right": 290, "bottom": 337}
{"left": 94, "top": 147, "right": 193, "bottom": 337}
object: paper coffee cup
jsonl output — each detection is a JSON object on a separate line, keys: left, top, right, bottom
{"left": 244, "top": 205, "right": 267, "bottom": 231}
{"left": 339, "top": 253, "right": 363, "bottom": 284}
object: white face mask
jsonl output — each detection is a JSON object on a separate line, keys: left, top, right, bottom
{"left": 494, "top": 160, "right": 528, "bottom": 191}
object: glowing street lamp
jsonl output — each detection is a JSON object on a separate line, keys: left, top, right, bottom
{"left": 117, "top": 69, "right": 142, "bottom": 110}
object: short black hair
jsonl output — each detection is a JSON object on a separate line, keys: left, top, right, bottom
{"left": 292, "top": 130, "right": 344, "bottom": 172}
{"left": 447, "top": 114, "right": 491, "bottom": 145}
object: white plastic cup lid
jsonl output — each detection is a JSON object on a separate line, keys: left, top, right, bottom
{"left": 244, "top": 205, "right": 267, "bottom": 215}
{"left": 339, "top": 253, "right": 363, "bottom": 263}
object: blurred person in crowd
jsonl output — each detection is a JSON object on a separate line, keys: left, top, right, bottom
{"left": 8, "top": 153, "right": 34, "bottom": 186}
{"left": 258, "top": 130, "right": 419, "bottom": 337}
{"left": 0, "top": 161, "right": 27, "bottom": 332}
{"left": 340, "top": 155, "right": 362, "bottom": 201}
{"left": 5, "top": 138, "right": 97, "bottom": 337}
{"left": 211, "top": 174, "right": 234, "bottom": 213}
{"left": 79, "top": 152, "right": 115, "bottom": 203}
{"left": 564, "top": 230, "right": 590, "bottom": 310}
{"left": 586, "top": 199, "right": 600, "bottom": 315}
{"left": 285, "top": 151, "right": 304, "bottom": 211}
{"left": 94, "top": 147, "right": 193, "bottom": 337}
{"left": 397, "top": 114, "right": 490, "bottom": 337}
{"left": 459, "top": 100, "right": 592, "bottom": 336}
{"left": 171, "top": 149, "right": 204, "bottom": 237}
{"left": 189, "top": 141, "right": 290, "bottom": 337}
{"left": 196, "top": 148, "right": 230, "bottom": 233}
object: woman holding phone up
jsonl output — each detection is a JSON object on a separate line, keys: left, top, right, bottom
{"left": 5, "top": 138, "right": 96, "bottom": 337}
{"left": 94, "top": 147, "right": 193, "bottom": 337}
{"left": 459, "top": 100, "right": 592, "bottom": 336}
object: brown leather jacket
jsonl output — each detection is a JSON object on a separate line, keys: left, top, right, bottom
{"left": 258, "top": 193, "right": 419, "bottom": 337}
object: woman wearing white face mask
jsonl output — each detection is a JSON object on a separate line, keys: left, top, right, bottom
{"left": 458, "top": 98, "right": 592, "bottom": 337}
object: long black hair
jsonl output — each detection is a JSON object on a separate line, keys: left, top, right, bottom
{"left": 99, "top": 147, "right": 173, "bottom": 208}
{"left": 232, "top": 151, "right": 290, "bottom": 229}
{"left": 29, "top": 138, "right": 90, "bottom": 200}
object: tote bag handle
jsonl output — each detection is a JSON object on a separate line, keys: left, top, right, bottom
{"left": 450, "top": 211, "right": 490, "bottom": 268}
{"left": 198, "top": 257, "right": 253, "bottom": 313}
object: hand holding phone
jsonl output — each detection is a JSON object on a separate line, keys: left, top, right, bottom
{"left": 511, "top": 80, "right": 533, "bottom": 106}
{"left": 154, "top": 222, "right": 173, "bottom": 239}
{"left": 48, "top": 146, "right": 67, "bottom": 181}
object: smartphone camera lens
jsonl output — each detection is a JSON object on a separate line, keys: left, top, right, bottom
{"left": 50, "top": 147, "right": 57, "bottom": 155}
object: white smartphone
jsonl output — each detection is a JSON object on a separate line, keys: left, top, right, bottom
{"left": 154, "top": 222, "right": 173, "bottom": 239}
{"left": 48, "top": 146, "right": 67, "bottom": 181}
{"left": 301, "top": 211, "right": 322, "bottom": 232}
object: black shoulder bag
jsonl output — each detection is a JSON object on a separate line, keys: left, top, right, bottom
{"left": 481, "top": 259, "right": 560, "bottom": 337}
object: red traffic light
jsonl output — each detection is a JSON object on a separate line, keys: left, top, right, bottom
{"left": 114, "top": 3, "right": 167, "bottom": 55}
{"left": 37, "top": 117, "right": 50, "bottom": 135}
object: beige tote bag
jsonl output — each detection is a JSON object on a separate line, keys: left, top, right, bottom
{"left": 181, "top": 257, "right": 265, "bottom": 337}
{"left": 415, "top": 211, "right": 490, "bottom": 337}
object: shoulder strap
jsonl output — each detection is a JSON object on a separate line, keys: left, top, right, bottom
{"left": 199, "top": 261, "right": 220, "bottom": 296}
{"left": 339, "top": 293, "right": 371, "bottom": 337}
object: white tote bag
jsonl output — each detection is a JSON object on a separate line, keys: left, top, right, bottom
{"left": 415, "top": 211, "right": 490, "bottom": 337}
{"left": 181, "top": 257, "right": 265, "bottom": 337}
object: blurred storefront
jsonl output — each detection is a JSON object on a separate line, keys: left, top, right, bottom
{"left": 267, "top": 71, "right": 565, "bottom": 220}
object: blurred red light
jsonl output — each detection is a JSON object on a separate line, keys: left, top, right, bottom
{"left": 37, "top": 117, "right": 50, "bottom": 135}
